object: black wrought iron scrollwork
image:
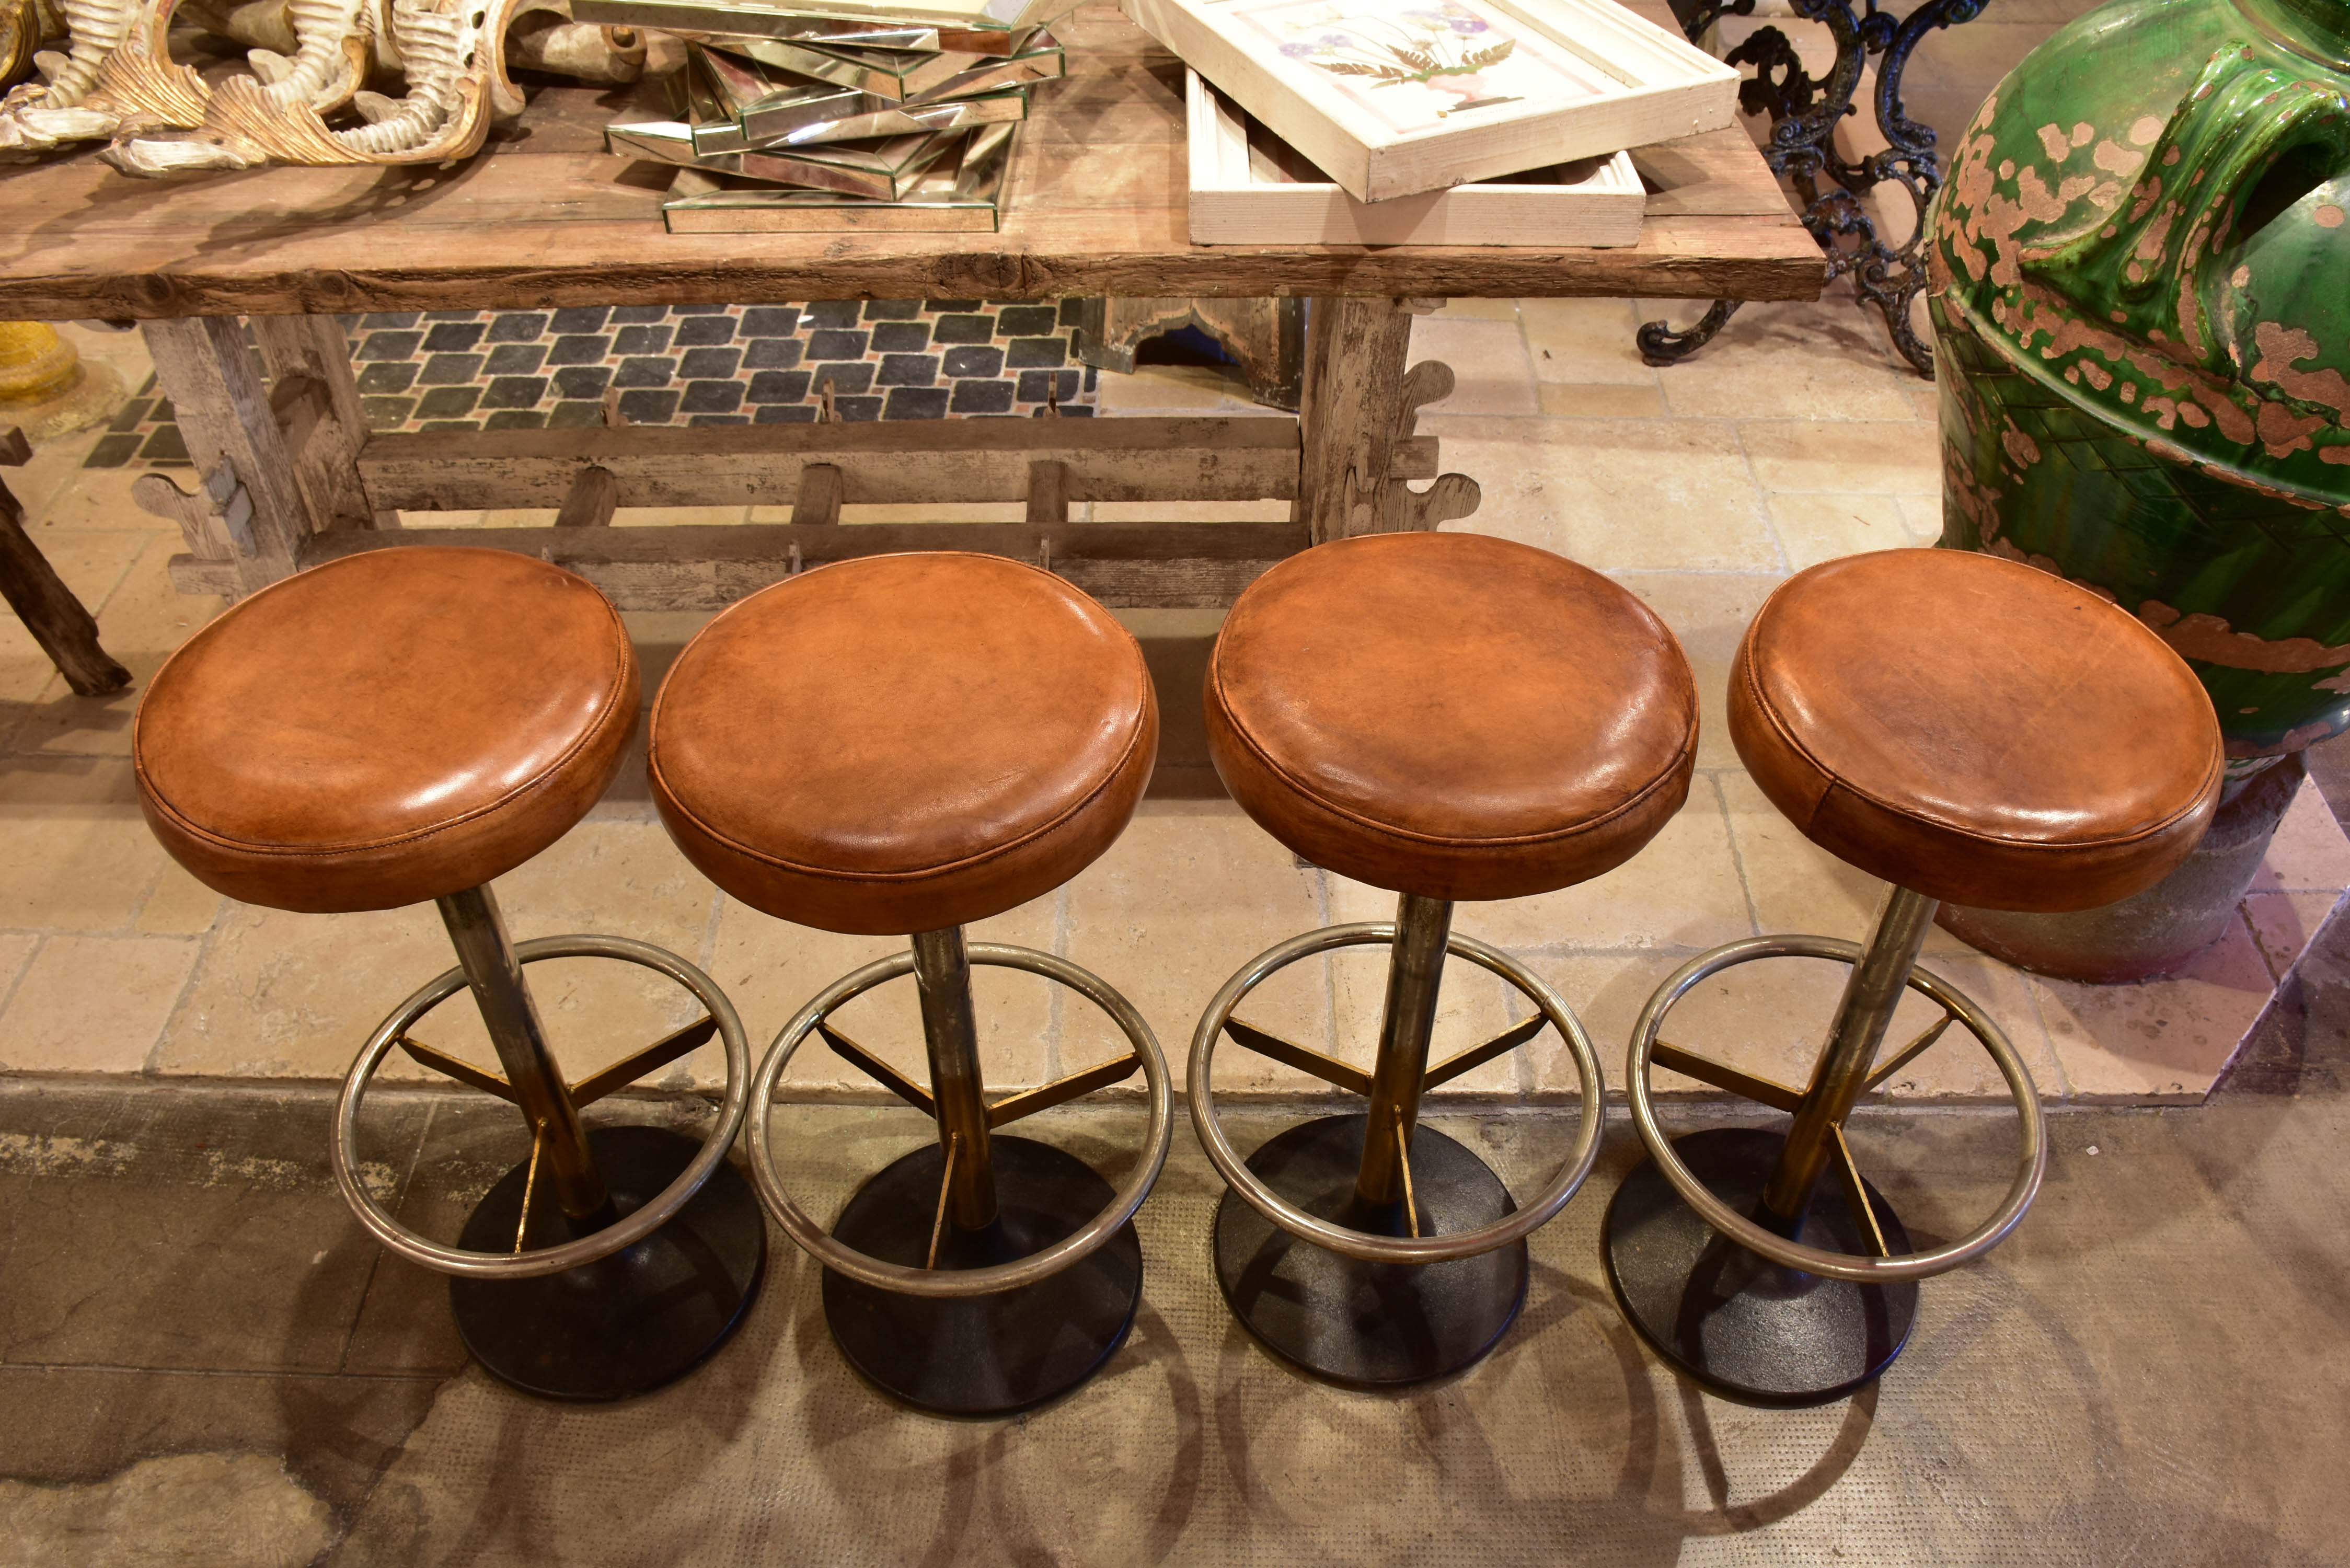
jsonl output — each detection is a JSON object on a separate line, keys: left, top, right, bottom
{"left": 1637, "top": 0, "right": 1987, "bottom": 378}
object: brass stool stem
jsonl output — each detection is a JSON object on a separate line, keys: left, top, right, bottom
{"left": 1760, "top": 885, "right": 1939, "bottom": 1225}
{"left": 912, "top": 926, "right": 999, "bottom": 1231}
{"left": 1356, "top": 893, "right": 1453, "bottom": 1209}
{"left": 437, "top": 886, "right": 608, "bottom": 1219}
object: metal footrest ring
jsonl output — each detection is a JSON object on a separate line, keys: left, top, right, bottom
{"left": 330, "top": 934, "right": 751, "bottom": 1280}
{"left": 746, "top": 942, "right": 1173, "bottom": 1299}
{"left": 1625, "top": 934, "right": 2048, "bottom": 1285}
{"left": 1190, "top": 923, "right": 1606, "bottom": 1267}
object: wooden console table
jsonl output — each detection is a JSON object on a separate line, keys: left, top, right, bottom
{"left": 0, "top": 5, "right": 1818, "bottom": 610}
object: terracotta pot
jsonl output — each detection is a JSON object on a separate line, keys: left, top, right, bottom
{"left": 1928, "top": 0, "right": 2350, "bottom": 768}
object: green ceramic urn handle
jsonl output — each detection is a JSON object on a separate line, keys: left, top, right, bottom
{"left": 2025, "top": 42, "right": 2350, "bottom": 371}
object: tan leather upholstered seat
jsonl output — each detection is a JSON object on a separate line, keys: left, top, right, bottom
{"left": 135, "top": 548, "right": 640, "bottom": 915}
{"left": 1206, "top": 532, "right": 1698, "bottom": 902}
{"left": 1731, "top": 548, "right": 2224, "bottom": 913}
{"left": 650, "top": 552, "right": 1157, "bottom": 936}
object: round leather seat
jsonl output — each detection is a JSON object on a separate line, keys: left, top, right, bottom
{"left": 1731, "top": 548, "right": 2224, "bottom": 913}
{"left": 650, "top": 552, "right": 1157, "bottom": 936}
{"left": 135, "top": 548, "right": 640, "bottom": 915}
{"left": 1206, "top": 532, "right": 1698, "bottom": 901}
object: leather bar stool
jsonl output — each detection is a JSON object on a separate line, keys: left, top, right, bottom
{"left": 1605, "top": 547, "right": 2224, "bottom": 1405}
{"left": 650, "top": 551, "right": 1173, "bottom": 1416}
{"left": 1189, "top": 531, "right": 1696, "bottom": 1386}
{"left": 133, "top": 547, "right": 763, "bottom": 1401}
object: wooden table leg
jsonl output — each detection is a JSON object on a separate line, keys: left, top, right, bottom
{"left": 250, "top": 314, "right": 389, "bottom": 533}
{"left": 140, "top": 317, "right": 315, "bottom": 595}
{"left": 1295, "top": 297, "right": 1480, "bottom": 546}
{"left": 0, "top": 429, "right": 130, "bottom": 697}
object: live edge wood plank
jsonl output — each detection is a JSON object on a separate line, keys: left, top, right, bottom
{"left": 0, "top": 7, "right": 1818, "bottom": 317}
{"left": 171, "top": 519, "right": 1309, "bottom": 610}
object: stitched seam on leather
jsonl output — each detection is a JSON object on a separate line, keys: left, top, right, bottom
{"left": 1210, "top": 656, "right": 1699, "bottom": 851}
{"left": 648, "top": 641, "right": 1154, "bottom": 886}
{"left": 1745, "top": 639, "right": 2225, "bottom": 856}
{"left": 137, "top": 577, "right": 633, "bottom": 862}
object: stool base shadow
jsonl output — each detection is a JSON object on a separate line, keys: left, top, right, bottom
{"left": 1602, "top": 1126, "right": 1917, "bottom": 1408}
{"left": 451, "top": 1124, "right": 767, "bottom": 1402}
{"left": 1214, "top": 1112, "right": 1526, "bottom": 1387}
{"left": 823, "top": 1134, "right": 1143, "bottom": 1417}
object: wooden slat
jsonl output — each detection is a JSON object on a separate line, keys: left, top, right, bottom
{"left": 356, "top": 417, "right": 1304, "bottom": 511}
{"left": 554, "top": 465, "right": 620, "bottom": 528}
{"left": 0, "top": 8, "right": 1818, "bottom": 318}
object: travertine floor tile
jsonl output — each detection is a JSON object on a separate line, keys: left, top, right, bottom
{"left": 1718, "top": 770, "right": 1974, "bottom": 955}
{"left": 0, "top": 758, "right": 171, "bottom": 932}
{"left": 1093, "top": 362, "right": 1263, "bottom": 416}
{"left": 0, "top": 532, "right": 152, "bottom": 706}
{"left": 7, "top": 535, "right": 221, "bottom": 758}
{"left": 1062, "top": 803, "right": 1330, "bottom": 1093}
{"left": 1432, "top": 417, "right": 1780, "bottom": 572}
{"left": 1539, "top": 382, "right": 1667, "bottom": 418}
{"left": 16, "top": 464, "right": 158, "bottom": 533}
{"left": 1446, "top": 786, "right": 1753, "bottom": 954}
{"left": 1897, "top": 490, "right": 1949, "bottom": 541}
{"left": 1765, "top": 492, "right": 1934, "bottom": 571}
{"left": 134, "top": 861, "right": 223, "bottom": 937}
{"left": 1607, "top": 573, "right": 1783, "bottom": 769}
{"left": 0, "top": 933, "right": 199, "bottom": 1073}
{"left": 0, "top": 933, "right": 36, "bottom": 1007}
{"left": 2242, "top": 890, "right": 2345, "bottom": 982}
{"left": 1325, "top": 876, "right": 1526, "bottom": 1095}
{"left": 1517, "top": 298, "right": 1657, "bottom": 386}
{"left": 1434, "top": 298, "right": 1521, "bottom": 322}
{"left": 1657, "top": 296, "right": 1922, "bottom": 421}
{"left": 1741, "top": 418, "right": 1941, "bottom": 497}
{"left": 1408, "top": 317, "right": 1538, "bottom": 416}
{"left": 2031, "top": 919, "right": 2275, "bottom": 1102}
{"left": 2250, "top": 778, "right": 2350, "bottom": 894}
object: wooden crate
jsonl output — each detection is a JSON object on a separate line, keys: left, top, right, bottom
{"left": 1186, "top": 71, "right": 1644, "bottom": 246}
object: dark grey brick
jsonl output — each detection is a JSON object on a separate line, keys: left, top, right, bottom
{"left": 552, "top": 365, "right": 612, "bottom": 399}
{"left": 361, "top": 396, "right": 416, "bottom": 428}
{"left": 483, "top": 410, "right": 547, "bottom": 430}
{"left": 687, "top": 413, "right": 751, "bottom": 426}
{"left": 1059, "top": 298, "right": 1089, "bottom": 327}
{"left": 1049, "top": 405, "right": 1096, "bottom": 418}
{"left": 419, "top": 419, "right": 480, "bottom": 433}
{"left": 675, "top": 315, "right": 737, "bottom": 347}
{"left": 925, "top": 299, "right": 983, "bottom": 312}
{"left": 1005, "top": 337, "right": 1066, "bottom": 369}
{"left": 1016, "top": 368, "right": 1081, "bottom": 405}
{"left": 546, "top": 334, "right": 610, "bottom": 365}
{"left": 83, "top": 432, "right": 142, "bottom": 468}
{"left": 747, "top": 370, "right": 812, "bottom": 403}
{"left": 802, "top": 301, "right": 861, "bottom": 328}
{"left": 138, "top": 426, "right": 189, "bottom": 462}
{"left": 942, "top": 345, "right": 1004, "bottom": 378}
{"left": 611, "top": 305, "right": 667, "bottom": 324}
{"left": 996, "top": 305, "right": 1058, "bottom": 336}
{"left": 617, "top": 388, "right": 679, "bottom": 423}
{"left": 872, "top": 321, "right": 931, "bottom": 354}
{"left": 948, "top": 378, "right": 1015, "bottom": 414}
{"left": 613, "top": 355, "right": 673, "bottom": 388}
{"left": 744, "top": 337, "right": 803, "bottom": 370}
{"left": 357, "top": 362, "right": 418, "bottom": 394}
{"left": 106, "top": 397, "right": 148, "bottom": 433}
{"left": 679, "top": 346, "right": 742, "bottom": 379}
{"left": 486, "top": 343, "right": 546, "bottom": 376}
{"left": 863, "top": 299, "right": 922, "bottom": 319}
{"left": 681, "top": 379, "right": 745, "bottom": 414}
{"left": 360, "top": 312, "right": 421, "bottom": 329}
{"left": 810, "top": 362, "right": 874, "bottom": 395}
{"left": 740, "top": 306, "right": 802, "bottom": 337}
{"left": 551, "top": 307, "right": 610, "bottom": 333}
{"left": 754, "top": 403, "right": 817, "bottom": 423}
{"left": 877, "top": 353, "right": 938, "bottom": 387}
{"left": 932, "top": 314, "right": 993, "bottom": 345}
{"left": 547, "top": 399, "right": 605, "bottom": 428}
{"left": 486, "top": 313, "right": 548, "bottom": 342}
{"left": 884, "top": 387, "right": 949, "bottom": 419}
{"left": 357, "top": 331, "right": 422, "bottom": 361}
{"left": 614, "top": 325, "right": 673, "bottom": 355}
{"left": 418, "top": 353, "right": 485, "bottom": 385}
{"left": 833, "top": 395, "right": 882, "bottom": 422}
{"left": 417, "top": 386, "right": 481, "bottom": 419}
{"left": 423, "top": 321, "right": 485, "bottom": 351}
{"left": 808, "top": 328, "right": 868, "bottom": 360}
{"left": 481, "top": 376, "right": 547, "bottom": 410}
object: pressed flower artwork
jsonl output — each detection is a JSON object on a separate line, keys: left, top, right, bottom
{"left": 1223, "top": 0, "right": 1613, "bottom": 134}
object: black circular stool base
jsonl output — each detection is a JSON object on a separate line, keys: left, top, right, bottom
{"left": 451, "top": 1124, "right": 767, "bottom": 1402}
{"left": 1603, "top": 1126, "right": 1918, "bottom": 1407}
{"left": 1213, "top": 1113, "right": 1527, "bottom": 1387}
{"left": 823, "top": 1134, "right": 1143, "bottom": 1417}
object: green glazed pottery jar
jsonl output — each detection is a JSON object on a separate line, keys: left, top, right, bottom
{"left": 1929, "top": 0, "right": 2350, "bottom": 768}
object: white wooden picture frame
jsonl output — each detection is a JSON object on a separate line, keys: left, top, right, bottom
{"left": 1185, "top": 71, "right": 1643, "bottom": 245}
{"left": 1126, "top": 0, "right": 1736, "bottom": 202}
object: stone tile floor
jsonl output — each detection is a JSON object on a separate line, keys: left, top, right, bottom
{"left": 1, "top": 296, "right": 2342, "bottom": 1117}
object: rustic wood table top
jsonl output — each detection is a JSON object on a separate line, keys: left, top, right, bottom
{"left": 0, "top": 5, "right": 1818, "bottom": 318}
